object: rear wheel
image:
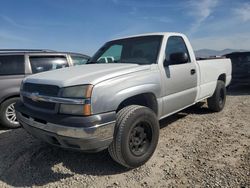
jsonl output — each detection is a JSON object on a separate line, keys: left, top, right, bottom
{"left": 108, "top": 105, "right": 159, "bottom": 168}
{"left": 0, "top": 97, "right": 20, "bottom": 128}
{"left": 207, "top": 80, "right": 226, "bottom": 112}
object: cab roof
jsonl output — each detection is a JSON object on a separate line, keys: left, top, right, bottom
{"left": 112, "top": 32, "right": 184, "bottom": 41}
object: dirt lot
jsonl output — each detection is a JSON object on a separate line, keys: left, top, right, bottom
{"left": 0, "top": 86, "right": 249, "bottom": 188}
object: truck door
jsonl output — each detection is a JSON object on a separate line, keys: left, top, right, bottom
{"left": 162, "top": 36, "right": 198, "bottom": 116}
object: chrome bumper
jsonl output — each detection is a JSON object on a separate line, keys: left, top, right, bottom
{"left": 15, "top": 101, "right": 116, "bottom": 151}
{"left": 17, "top": 111, "right": 115, "bottom": 139}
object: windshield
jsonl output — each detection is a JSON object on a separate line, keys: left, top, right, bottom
{"left": 90, "top": 35, "right": 163, "bottom": 65}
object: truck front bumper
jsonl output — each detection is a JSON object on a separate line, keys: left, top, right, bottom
{"left": 15, "top": 101, "right": 116, "bottom": 152}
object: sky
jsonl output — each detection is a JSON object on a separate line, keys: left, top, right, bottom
{"left": 0, "top": 0, "right": 250, "bottom": 55}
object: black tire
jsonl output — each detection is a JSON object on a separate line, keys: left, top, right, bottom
{"left": 108, "top": 105, "right": 159, "bottom": 168}
{"left": 0, "top": 97, "right": 20, "bottom": 128}
{"left": 207, "top": 80, "right": 226, "bottom": 112}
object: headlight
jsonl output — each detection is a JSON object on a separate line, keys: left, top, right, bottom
{"left": 61, "top": 85, "right": 93, "bottom": 98}
{"left": 60, "top": 85, "right": 93, "bottom": 115}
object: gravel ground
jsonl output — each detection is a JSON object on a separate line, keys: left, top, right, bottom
{"left": 0, "top": 87, "right": 249, "bottom": 188}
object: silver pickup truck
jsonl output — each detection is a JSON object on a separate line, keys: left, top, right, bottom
{"left": 15, "top": 32, "right": 232, "bottom": 168}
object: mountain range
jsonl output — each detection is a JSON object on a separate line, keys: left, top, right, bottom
{"left": 194, "top": 49, "right": 248, "bottom": 58}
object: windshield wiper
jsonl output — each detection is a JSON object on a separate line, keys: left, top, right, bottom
{"left": 120, "top": 60, "right": 141, "bottom": 65}
{"left": 86, "top": 61, "right": 98, "bottom": 64}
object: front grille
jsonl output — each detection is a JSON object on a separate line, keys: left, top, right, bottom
{"left": 23, "top": 83, "right": 60, "bottom": 111}
{"left": 23, "top": 97, "right": 56, "bottom": 110}
{"left": 23, "top": 83, "right": 59, "bottom": 96}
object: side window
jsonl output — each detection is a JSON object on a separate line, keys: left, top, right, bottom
{"left": 0, "top": 55, "right": 25, "bottom": 75}
{"left": 98, "top": 45, "right": 122, "bottom": 63}
{"left": 165, "top": 36, "right": 190, "bottom": 64}
{"left": 29, "top": 56, "right": 68, "bottom": 73}
{"left": 71, "top": 55, "right": 89, "bottom": 66}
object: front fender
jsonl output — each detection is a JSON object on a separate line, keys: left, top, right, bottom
{"left": 91, "top": 70, "right": 161, "bottom": 114}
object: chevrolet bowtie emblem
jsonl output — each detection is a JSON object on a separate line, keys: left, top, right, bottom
{"left": 30, "top": 92, "right": 40, "bottom": 102}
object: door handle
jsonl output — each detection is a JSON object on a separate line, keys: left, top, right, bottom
{"left": 190, "top": 69, "right": 196, "bottom": 75}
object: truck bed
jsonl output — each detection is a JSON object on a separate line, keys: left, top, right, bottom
{"left": 196, "top": 58, "right": 232, "bottom": 101}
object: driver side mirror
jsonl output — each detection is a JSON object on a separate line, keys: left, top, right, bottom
{"left": 164, "top": 52, "right": 189, "bottom": 66}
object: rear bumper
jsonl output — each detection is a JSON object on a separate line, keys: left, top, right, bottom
{"left": 15, "top": 101, "right": 116, "bottom": 151}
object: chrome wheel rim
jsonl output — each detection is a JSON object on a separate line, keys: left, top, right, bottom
{"left": 5, "top": 103, "right": 19, "bottom": 124}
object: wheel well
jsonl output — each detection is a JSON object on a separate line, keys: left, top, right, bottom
{"left": 116, "top": 93, "right": 158, "bottom": 115}
{"left": 0, "top": 95, "right": 20, "bottom": 105}
{"left": 218, "top": 74, "right": 226, "bottom": 83}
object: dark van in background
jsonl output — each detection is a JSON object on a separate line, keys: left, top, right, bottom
{"left": 225, "top": 52, "right": 250, "bottom": 86}
{"left": 0, "top": 49, "right": 90, "bottom": 128}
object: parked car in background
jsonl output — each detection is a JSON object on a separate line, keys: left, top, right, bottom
{"left": 224, "top": 52, "right": 250, "bottom": 86}
{"left": 0, "top": 49, "right": 90, "bottom": 128}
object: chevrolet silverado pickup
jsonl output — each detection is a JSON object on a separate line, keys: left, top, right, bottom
{"left": 15, "top": 32, "right": 232, "bottom": 168}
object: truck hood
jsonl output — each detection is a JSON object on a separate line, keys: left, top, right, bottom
{"left": 24, "top": 63, "right": 150, "bottom": 87}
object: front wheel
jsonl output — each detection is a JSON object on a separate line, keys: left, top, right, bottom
{"left": 207, "top": 80, "right": 226, "bottom": 112}
{"left": 108, "top": 105, "right": 159, "bottom": 168}
{"left": 0, "top": 97, "right": 20, "bottom": 128}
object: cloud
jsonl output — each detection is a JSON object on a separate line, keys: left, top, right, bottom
{"left": 0, "top": 30, "right": 30, "bottom": 43}
{"left": 234, "top": 3, "right": 250, "bottom": 22}
{"left": 110, "top": 0, "right": 183, "bottom": 9}
{"left": 0, "top": 15, "right": 69, "bottom": 30}
{"left": 190, "top": 33, "right": 250, "bottom": 50}
{"left": 0, "top": 15, "right": 36, "bottom": 30}
{"left": 187, "top": 0, "right": 218, "bottom": 34}
{"left": 187, "top": 1, "right": 250, "bottom": 50}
